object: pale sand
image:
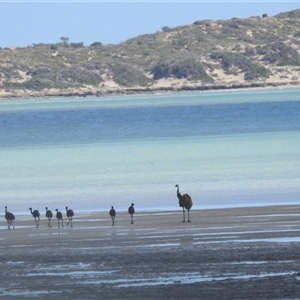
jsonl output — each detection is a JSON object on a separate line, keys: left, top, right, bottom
{"left": 1, "top": 205, "right": 300, "bottom": 299}
{"left": 1, "top": 72, "right": 300, "bottom": 100}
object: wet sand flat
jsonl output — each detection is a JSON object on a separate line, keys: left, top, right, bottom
{"left": 1, "top": 205, "right": 300, "bottom": 299}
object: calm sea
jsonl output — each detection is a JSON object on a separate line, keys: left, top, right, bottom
{"left": 1, "top": 88, "right": 300, "bottom": 214}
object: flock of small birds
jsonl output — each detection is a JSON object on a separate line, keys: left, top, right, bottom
{"left": 4, "top": 185, "right": 193, "bottom": 230}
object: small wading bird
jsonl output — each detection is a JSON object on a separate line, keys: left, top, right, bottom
{"left": 65, "top": 207, "right": 74, "bottom": 227}
{"left": 109, "top": 206, "right": 116, "bottom": 225}
{"left": 29, "top": 207, "right": 40, "bottom": 228}
{"left": 55, "top": 209, "right": 63, "bottom": 228}
{"left": 5, "top": 206, "right": 15, "bottom": 230}
{"left": 175, "top": 184, "right": 193, "bottom": 222}
{"left": 128, "top": 203, "right": 135, "bottom": 224}
{"left": 45, "top": 207, "right": 53, "bottom": 228}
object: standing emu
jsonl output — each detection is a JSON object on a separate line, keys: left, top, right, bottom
{"left": 29, "top": 207, "right": 40, "bottom": 228}
{"left": 128, "top": 203, "right": 135, "bottom": 224}
{"left": 5, "top": 206, "right": 15, "bottom": 230}
{"left": 45, "top": 207, "right": 53, "bottom": 228}
{"left": 65, "top": 207, "right": 74, "bottom": 227}
{"left": 55, "top": 209, "right": 63, "bottom": 228}
{"left": 175, "top": 184, "right": 193, "bottom": 222}
{"left": 109, "top": 206, "right": 116, "bottom": 225}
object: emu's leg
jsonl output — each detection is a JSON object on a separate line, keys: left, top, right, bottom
{"left": 182, "top": 207, "right": 186, "bottom": 222}
{"left": 188, "top": 209, "right": 191, "bottom": 222}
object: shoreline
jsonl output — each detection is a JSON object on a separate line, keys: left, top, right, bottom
{"left": 1, "top": 81, "right": 300, "bottom": 101}
{"left": 6, "top": 202, "right": 300, "bottom": 219}
{"left": 3, "top": 203, "right": 300, "bottom": 226}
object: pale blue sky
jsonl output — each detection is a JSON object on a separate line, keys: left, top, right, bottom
{"left": 1, "top": 1, "right": 300, "bottom": 47}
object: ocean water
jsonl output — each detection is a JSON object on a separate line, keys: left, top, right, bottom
{"left": 1, "top": 88, "right": 300, "bottom": 214}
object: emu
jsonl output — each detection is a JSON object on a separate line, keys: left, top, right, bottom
{"left": 175, "top": 184, "right": 193, "bottom": 222}
{"left": 109, "top": 206, "right": 116, "bottom": 225}
{"left": 55, "top": 209, "right": 63, "bottom": 228}
{"left": 45, "top": 207, "right": 53, "bottom": 228}
{"left": 128, "top": 203, "right": 135, "bottom": 224}
{"left": 5, "top": 206, "right": 15, "bottom": 230}
{"left": 65, "top": 207, "right": 74, "bottom": 227}
{"left": 29, "top": 207, "right": 40, "bottom": 228}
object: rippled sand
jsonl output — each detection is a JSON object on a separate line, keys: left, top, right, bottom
{"left": 1, "top": 205, "right": 300, "bottom": 299}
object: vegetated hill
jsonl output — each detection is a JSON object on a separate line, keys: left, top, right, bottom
{"left": 1, "top": 9, "right": 300, "bottom": 98}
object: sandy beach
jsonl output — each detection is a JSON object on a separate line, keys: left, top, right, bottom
{"left": 1, "top": 205, "right": 300, "bottom": 299}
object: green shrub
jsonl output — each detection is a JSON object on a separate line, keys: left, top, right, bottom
{"left": 151, "top": 59, "right": 213, "bottom": 82}
{"left": 70, "top": 42, "right": 84, "bottom": 48}
{"left": 90, "top": 42, "right": 103, "bottom": 47}
{"left": 210, "top": 51, "right": 270, "bottom": 80}
{"left": 261, "top": 42, "right": 300, "bottom": 66}
{"left": 110, "top": 63, "right": 153, "bottom": 87}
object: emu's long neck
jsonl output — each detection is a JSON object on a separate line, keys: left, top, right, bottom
{"left": 176, "top": 185, "right": 181, "bottom": 197}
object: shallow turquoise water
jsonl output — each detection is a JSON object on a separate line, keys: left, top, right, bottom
{"left": 1, "top": 88, "right": 300, "bottom": 214}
